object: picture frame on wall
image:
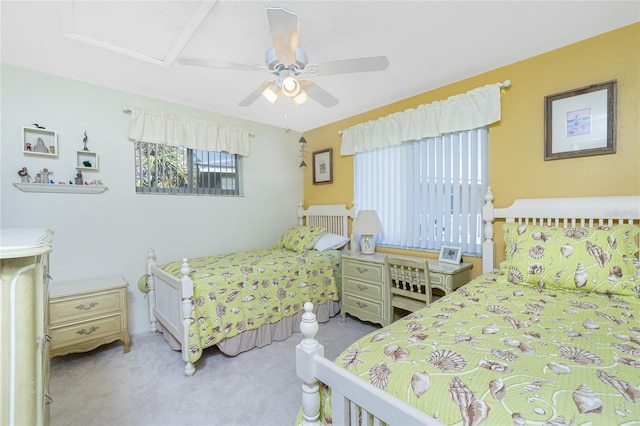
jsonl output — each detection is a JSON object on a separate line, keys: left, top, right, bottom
{"left": 544, "top": 80, "right": 616, "bottom": 160}
{"left": 438, "top": 245, "right": 462, "bottom": 264}
{"left": 23, "top": 126, "right": 58, "bottom": 157}
{"left": 312, "top": 148, "right": 333, "bottom": 184}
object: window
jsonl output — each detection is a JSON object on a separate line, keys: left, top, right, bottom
{"left": 354, "top": 127, "right": 488, "bottom": 256}
{"left": 134, "top": 141, "right": 241, "bottom": 196}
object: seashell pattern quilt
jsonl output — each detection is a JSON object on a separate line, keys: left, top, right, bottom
{"left": 321, "top": 272, "right": 640, "bottom": 425}
{"left": 160, "top": 247, "right": 341, "bottom": 363}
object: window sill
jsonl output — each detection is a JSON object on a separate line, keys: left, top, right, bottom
{"left": 13, "top": 183, "right": 108, "bottom": 194}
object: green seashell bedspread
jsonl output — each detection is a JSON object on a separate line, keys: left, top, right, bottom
{"left": 314, "top": 272, "right": 640, "bottom": 425}
{"left": 159, "top": 248, "right": 342, "bottom": 363}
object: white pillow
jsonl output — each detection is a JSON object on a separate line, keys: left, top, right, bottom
{"left": 314, "top": 233, "right": 350, "bottom": 251}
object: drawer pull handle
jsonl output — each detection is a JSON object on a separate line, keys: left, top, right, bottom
{"left": 357, "top": 284, "right": 368, "bottom": 291}
{"left": 356, "top": 301, "right": 368, "bottom": 309}
{"left": 356, "top": 267, "right": 369, "bottom": 274}
{"left": 75, "top": 302, "right": 98, "bottom": 311}
{"left": 77, "top": 326, "right": 99, "bottom": 335}
{"left": 44, "top": 394, "right": 53, "bottom": 406}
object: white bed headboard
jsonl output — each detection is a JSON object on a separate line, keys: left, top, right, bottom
{"left": 482, "top": 186, "right": 640, "bottom": 273}
{"left": 298, "top": 201, "right": 356, "bottom": 249}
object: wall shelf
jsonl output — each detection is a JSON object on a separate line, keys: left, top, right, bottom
{"left": 13, "top": 183, "right": 107, "bottom": 194}
{"left": 23, "top": 127, "right": 58, "bottom": 157}
{"left": 76, "top": 151, "right": 99, "bottom": 170}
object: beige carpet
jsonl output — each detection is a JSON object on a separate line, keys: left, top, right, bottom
{"left": 49, "top": 314, "right": 378, "bottom": 426}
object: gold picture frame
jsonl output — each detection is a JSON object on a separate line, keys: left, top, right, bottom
{"left": 544, "top": 80, "right": 616, "bottom": 160}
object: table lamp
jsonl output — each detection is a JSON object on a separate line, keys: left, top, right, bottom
{"left": 352, "top": 210, "right": 383, "bottom": 255}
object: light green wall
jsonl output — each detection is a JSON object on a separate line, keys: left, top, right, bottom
{"left": 1, "top": 64, "right": 304, "bottom": 333}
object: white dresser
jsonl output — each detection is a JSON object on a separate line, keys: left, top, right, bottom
{"left": 0, "top": 228, "right": 54, "bottom": 426}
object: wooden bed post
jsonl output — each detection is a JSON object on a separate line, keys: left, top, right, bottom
{"left": 296, "top": 302, "right": 323, "bottom": 426}
{"left": 179, "top": 258, "right": 196, "bottom": 376}
{"left": 146, "top": 248, "right": 158, "bottom": 333}
{"left": 482, "top": 186, "right": 496, "bottom": 274}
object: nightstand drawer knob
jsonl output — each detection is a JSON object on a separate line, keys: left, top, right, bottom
{"left": 356, "top": 267, "right": 369, "bottom": 274}
{"left": 75, "top": 302, "right": 98, "bottom": 311}
{"left": 357, "top": 284, "right": 368, "bottom": 291}
{"left": 76, "top": 326, "right": 99, "bottom": 335}
{"left": 356, "top": 301, "right": 368, "bottom": 309}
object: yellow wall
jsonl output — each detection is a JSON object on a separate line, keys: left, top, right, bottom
{"left": 302, "top": 23, "right": 639, "bottom": 277}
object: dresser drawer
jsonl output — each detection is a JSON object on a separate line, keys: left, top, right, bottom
{"left": 343, "top": 277, "right": 384, "bottom": 300}
{"left": 50, "top": 314, "right": 124, "bottom": 350}
{"left": 343, "top": 259, "right": 385, "bottom": 282}
{"left": 50, "top": 290, "right": 122, "bottom": 325}
{"left": 343, "top": 293, "right": 385, "bottom": 321}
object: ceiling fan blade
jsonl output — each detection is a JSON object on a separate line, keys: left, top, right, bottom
{"left": 306, "top": 55, "right": 390, "bottom": 76}
{"left": 178, "top": 56, "right": 265, "bottom": 72}
{"left": 266, "top": 7, "right": 299, "bottom": 64}
{"left": 300, "top": 81, "right": 339, "bottom": 107}
{"left": 239, "top": 81, "right": 273, "bottom": 107}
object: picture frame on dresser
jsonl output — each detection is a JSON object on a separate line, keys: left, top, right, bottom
{"left": 438, "top": 245, "right": 462, "bottom": 264}
{"left": 23, "top": 126, "right": 58, "bottom": 156}
{"left": 544, "top": 80, "right": 616, "bottom": 160}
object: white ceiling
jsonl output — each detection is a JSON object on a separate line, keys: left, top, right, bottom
{"left": 2, "top": 1, "right": 638, "bottom": 132}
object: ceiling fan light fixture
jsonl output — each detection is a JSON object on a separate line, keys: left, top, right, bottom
{"left": 261, "top": 83, "right": 281, "bottom": 104}
{"left": 293, "top": 89, "right": 308, "bottom": 106}
{"left": 281, "top": 75, "right": 301, "bottom": 97}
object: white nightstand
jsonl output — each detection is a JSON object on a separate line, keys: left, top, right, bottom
{"left": 341, "top": 251, "right": 472, "bottom": 326}
{"left": 49, "top": 276, "right": 130, "bottom": 357}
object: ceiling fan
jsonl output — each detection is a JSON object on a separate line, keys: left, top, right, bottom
{"left": 177, "top": 6, "right": 389, "bottom": 107}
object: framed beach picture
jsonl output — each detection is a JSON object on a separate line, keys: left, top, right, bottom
{"left": 312, "top": 148, "right": 333, "bottom": 184}
{"left": 544, "top": 80, "right": 616, "bottom": 160}
{"left": 438, "top": 245, "right": 462, "bottom": 265}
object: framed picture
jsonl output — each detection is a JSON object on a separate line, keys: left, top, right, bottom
{"left": 544, "top": 80, "right": 616, "bottom": 160}
{"left": 438, "top": 245, "right": 462, "bottom": 265}
{"left": 312, "top": 148, "right": 333, "bottom": 184}
{"left": 23, "top": 126, "right": 58, "bottom": 157}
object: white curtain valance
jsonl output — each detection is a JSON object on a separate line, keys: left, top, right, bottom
{"left": 340, "top": 83, "right": 502, "bottom": 155}
{"left": 127, "top": 108, "right": 252, "bottom": 157}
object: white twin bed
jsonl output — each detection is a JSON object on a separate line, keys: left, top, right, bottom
{"left": 295, "top": 189, "right": 640, "bottom": 425}
{"left": 143, "top": 202, "right": 355, "bottom": 376}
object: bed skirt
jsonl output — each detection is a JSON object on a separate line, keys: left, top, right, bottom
{"left": 157, "top": 300, "right": 342, "bottom": 357}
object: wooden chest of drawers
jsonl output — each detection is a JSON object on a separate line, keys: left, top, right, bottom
{"left": 49, "top": 276, "right": 130, "bottom": 357}
{"left": 341, "top": 255, "right": 389, "bottom": 326}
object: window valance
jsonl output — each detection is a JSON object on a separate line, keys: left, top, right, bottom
{"left": 340, "top": 83, "right": 502, "bottom": 155}
{"left": 127, "top": 108, "right": 253, "bottom": 157}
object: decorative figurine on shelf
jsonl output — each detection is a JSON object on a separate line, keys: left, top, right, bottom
{"left": 74, "top": 169, "right": 83, "bottom": 185}
{"left": 34, "top": 173, "right": 42, "bottom": 183}
{"left": 41, "top": 168, "right": 53, "bottom": 184}
{"left": 33, "top": 137, "right": 48, "bottom": 153}
{"left": 83, "top": 131, "right": 89, "bottom": 151}
{"left": 18, "top": 167, "right": 31, "bottom": 183}
{"left": 83, "top": 160, "right": 92, "bottom": 167}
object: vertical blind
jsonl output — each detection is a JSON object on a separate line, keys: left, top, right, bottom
{"left": 354, "top": 127, "right": 488, "bottom": 256}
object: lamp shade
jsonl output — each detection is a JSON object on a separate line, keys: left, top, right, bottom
{"left": 352, "top": 210, "right": 383, "bottom": 255}
{"left": 352, "top": 210, "right": 383, "bottom": 235}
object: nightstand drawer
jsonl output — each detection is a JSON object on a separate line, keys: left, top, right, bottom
{"left": 50, "top": 290, "right": 122, "bottom": 324}
{"left": 343, "top": 278, "right": 384, "bottom": 300}
{"left": 50, "top": 314, "right": 124, "bottom": 349}
{"left": 343, "top": 293, "right": 385, "bottom": 320}
{"left": 343, "top": 259, "right": 384, "bottom": 282}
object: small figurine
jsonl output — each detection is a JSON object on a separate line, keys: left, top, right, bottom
{"left": 83, "top": 131, "right": 89, "bottom": 151}
{"left": 34, "top": 173, "right": 42, "bottom": 183}
{"left": 18, "top": 167, "right": 31, "bottom": 183}
{"left": 41, "top": 168, "right": 53, "bottom": 183}
{"left": 74, "top": 169, "right": 83, "bottom": 185}
{"left": 33, "top": 137, "right": 48, "bottom": 153}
